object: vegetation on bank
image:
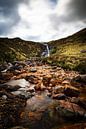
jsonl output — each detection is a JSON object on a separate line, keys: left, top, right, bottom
{"left": 0, "top": 28, "right": 86, "bottom": 73}
{"left": 0, "top": 38, "right": 45, "bottom": 63}
{"left": 46, "top": 28, "right": 86, "bottom": 73}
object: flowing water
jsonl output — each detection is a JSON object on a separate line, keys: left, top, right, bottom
{"left": 42, "top": 44, "right": 50, "bottom": 57}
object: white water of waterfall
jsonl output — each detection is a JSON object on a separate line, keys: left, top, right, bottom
{"left": 41, "top": 44, "right": 50, "bottom": 57}
{"left": 46, "top": 44, "right": 50, "bottom": 57}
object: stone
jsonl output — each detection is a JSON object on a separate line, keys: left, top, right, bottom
{"left": 25, "top": 75, "right": 39, "bottom": 84}
{"left": 42, "top": 75, "right": 52, "bottom": 86}
{"left": 73, "top": 75, "right": 86, "bottom": 83}
{"left": 29, "top": 68, "right": 37, "bottom": 73}
{"left": 52, "top": 93, "right": 66, "bottom": 100}
{"left": 62, "top": 80, "right": 70, "bottom": 85}
{"left": 56, "top": 100, "right": 86, "bottom": 120}
{"left": 64, "top": 86, "right": 80, "bottom": 97}
{"left": 60, "top": 123, "right": 86, "bottom": 129}
{"left": 53, "top": 86, "right": 64, "bottom": 94}
{"left": 0, "top": 97, "right": 26, "bottom": 129}
{"left": 10, "top": 126, "right": 28, "bottom": 129}
{"left": 35, "top": 83, "right": 46, "bottom": 91}
{"left": 6, "top": 85, "right": 21, "bottom": 92}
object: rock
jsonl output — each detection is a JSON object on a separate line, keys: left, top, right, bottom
{"left": 35, "top": 83, "right": 46, "bottom": 91}
{"left": 50, "top": 78, "right": 57, "bottom": 87}
{"left": 25, "top": 75, "right": 39, "bottom": 84}
{"left": 53, "top": 86, "right": 64, "bottom": 94}
{"left": 60, "top": 123, "right": 86, "bottom": 129}
{"left": 56, "top": 100, "right": 86, "bottom": 120}
{"left": 52, "top": 93, "right": 66, "bottom": 100}
{"left": 62, "top": 80, "right": 70, "bottom": 85}
{"left": 6, "top": 85, "right": 21, "bottom": 92}
{"left": 64, "top": 86, "right": 80, "bottom": 97}
{"left": 19, "top": 95, "right": 54, "bottom": 129}
{"left": 10, "top": 126, "right": 28, "bottom": 129}
{"left": 12, "top": 91, "right": 31, "bottom": 99}
{"left": 73, "top": 75, "right": 86, "bottom": 83}
{"left": 0, "top": 97, "right": 26, "bottom": 129}
{"left": 29, "top": 68, "right": 37, "bottom": 73}
{"left": 42, "top": 75, "right": 52, "bottom": 86}
{"left": 78, "top": 99, "right": 86, "bottom": 110}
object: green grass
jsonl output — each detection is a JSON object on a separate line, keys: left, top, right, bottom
{"left": 0, "top": 38, "right": 45, "bottom": 63}
{"left": 47, "top": 28, "right": 86, "bottom": 73}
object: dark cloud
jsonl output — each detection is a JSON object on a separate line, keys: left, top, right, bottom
{"left": 65, "top": 0, "right": 86, "bottom": 22}
{"left": 0, "top": 0, "right": 24, "bottom": 35}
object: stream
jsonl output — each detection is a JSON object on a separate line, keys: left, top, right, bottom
{"left": 0, "top": 62, "right": 86, "bottom": 129}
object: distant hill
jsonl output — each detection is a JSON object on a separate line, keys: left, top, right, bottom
{"left": 47, "top": 28, "right": 86, "bottom": 73}
{"left": 0, "top": 38, "right": 45, "bottom": 62}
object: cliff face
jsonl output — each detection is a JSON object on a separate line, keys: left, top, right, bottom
{"left": 0, "top": 38, "right": 45, "bottom": 62}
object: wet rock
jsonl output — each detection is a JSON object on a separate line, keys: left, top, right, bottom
{"left": 19, "top": 95, "right": 54, "bottom": 129}
{"left": 52, "top": 93, "right": 66, "bottom": 100}
{"left": 0, "top": 97, "right": 26, "bottom": 129}
{"left": 6, "top": 85, "right": 21, "bottom": 92}
{"left": 5, "top": 79, "right": 30, "bottom": 88}
{"left": 29, "top": 68, "right": 37, "bottom": 73}
{"left": 10, "top": 126, "right": 28, "bottom": 129}
{"left": 50, "top": 78, "right": 57, "bottom": 87}
{"left": 53, "top": 86, "right": 64, "bottom": 94}
{"left": 56, "top": 100, "right": 86, "bottom": 120}
{"left": 73, "top": 75, "right": 86, "bottom": 83}
{"left": 64, "top": 86, "right": 80, "bottom": 97}
{"left": 62, "top": 80, "right": 70, "bottom": 85}
{"left": 35, "top": 83, "right": 46, "bottom": 91}
{"left": 25, "top": 75, "right": 39, "bottom": 84}
{"left": 12, "top": 91, "right": 31, "bottom": 100}
{"left": 60, "top": 123, "right": 86, "bottom": 129}
{"left": 42, "top": 75, "right": 52, "bottom": 87}
{"left": 78, "top": 99, "right": 86, "bottom": 110}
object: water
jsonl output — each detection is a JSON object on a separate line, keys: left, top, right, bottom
{"left": 46, "top": 44, "right": 50, "bottom": 57}
{"left": 42, "top": 44, "right": 50, "bottom": 57}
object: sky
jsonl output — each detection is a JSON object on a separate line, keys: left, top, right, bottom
{"left": 0, "top": 0, "right": 86, "bottom": 42}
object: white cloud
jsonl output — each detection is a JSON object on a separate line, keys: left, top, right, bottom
{"left": 2, "top": 0, "right": 86, "bottom": 41}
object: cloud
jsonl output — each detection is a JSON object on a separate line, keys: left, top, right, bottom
{"left": 0, "top": 0, "right": 86, "bottom": 41}
{"left": 0, "top": 0, "right": 24, "bottom": 35}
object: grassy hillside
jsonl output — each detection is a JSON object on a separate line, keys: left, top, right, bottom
{"left": 47, "top": 28, "right": 86, "bottom": 73}
{"left": 0, "top": 38, "right": 45, "bottom": 62}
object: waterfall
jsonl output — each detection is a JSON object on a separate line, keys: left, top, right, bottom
{"left": 46, "top": 44, "right": 50, "bottom": 57}
{"left": 42, "top": 44, "right": 50, "bottom": 57}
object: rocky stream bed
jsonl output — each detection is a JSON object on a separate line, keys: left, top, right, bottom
{"left": 0, "top": 60, "right": 86, "bottom": 129}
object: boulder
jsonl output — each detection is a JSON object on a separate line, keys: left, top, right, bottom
{"left": 64, "top": 86, "right": 80, "bottom": 97}
{"left": 52, "top": 93, "right": 66, "bottom": 100}
{"left": 73, "top": 75, "right": 86, "bottom": 83}
{"left": 25, "top": 75, "right": 39, "bottom": 84}
{"left": 10, "top": 126, "right": 28, "bottom": 129}
{"left": 56, "top": 100, "right": 86, "bottom": 120}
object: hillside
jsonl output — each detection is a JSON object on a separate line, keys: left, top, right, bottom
{"left": 0, "top": 38, "right": 45, "bottom": 62}
{"left": 47, "top": 28, "right": 86, "bottom": 73}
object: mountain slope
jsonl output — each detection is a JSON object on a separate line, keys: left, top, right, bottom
{"left": 47, "top": 28, "right": 86, "bottom": 73}
{"left": 0, "top": 38, "right": 45, "bottom": 62}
